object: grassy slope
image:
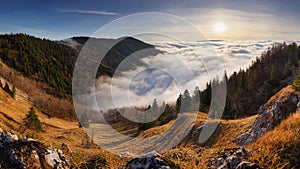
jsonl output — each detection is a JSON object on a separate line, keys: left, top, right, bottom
{"left": 0, "top": 76, "right": 127, "bottom": 168}
{"left": 249, "top": 112, "right": 300, "bottom": 168}
{"left": 0, "top": 77, "right": 299, "bottom": 168}
{"left": 0, "top": 60, "right": 75, "bottom": 120}
{"left": 158, "top": 85, "right": 300, "bottom": 168}
{"left": 248, "top": 86, "right": 300, "bottom": 168}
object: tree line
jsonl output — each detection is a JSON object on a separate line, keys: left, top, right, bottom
{"left": 0, "top": 33, "right": 77, "bottom": 98}
{"left": 194, "top": 42, "right": 300, "bottom": 119}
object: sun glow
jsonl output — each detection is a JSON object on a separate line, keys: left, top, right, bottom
{"left": 214, "top": 22, "right": 226, "bottom": 33}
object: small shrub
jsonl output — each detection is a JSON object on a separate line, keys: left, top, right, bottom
{"left": 24, "top": 106, "right": 42, "bottom": 131}
{"left": 80, "top": 154, "right": 107, "bottom": 169}
{"left": 11, "top": 86, "right": 16, "bottom": 98}
{"left": 292, "top": 75, "right": 300, "bottom": 91}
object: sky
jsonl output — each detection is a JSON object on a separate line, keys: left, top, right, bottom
{"left": 0, "top": 0, "right": 300, "bottom": 40}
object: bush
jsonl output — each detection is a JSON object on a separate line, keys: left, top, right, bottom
{"left": 292, "top": 75, "right": 300, "bottom": 91}
{"left": 80, "top": 154, "right": 107, "bottom": 169}
{"left": 24, "top": 107, "right": 42, "bottom": 131}
{"left": 11, "top": 86, "right": 16, "bottom": 98}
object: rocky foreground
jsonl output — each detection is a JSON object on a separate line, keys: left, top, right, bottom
{"left": 235, "top": 91, "right": 299, "bottom": 146}
{"left": 0, "top": 127, "right": 70, "bottom": 169}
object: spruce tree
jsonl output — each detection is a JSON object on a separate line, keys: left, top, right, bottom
{"left": 79, "top": 113, "right": 89, "bottom": 128}
{"left": 24, "top": 107, "right": 42, "bottom": 131}
{"left": 11, "top": 86, "right": 16, "bottom": 98}
{"left": 269, "top": 66, "right": 280, "bottom": 86}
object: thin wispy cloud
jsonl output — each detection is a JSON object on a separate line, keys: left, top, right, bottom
{"left": 0, "top": 25, "right": 48, "bottom": 33}
{"left": 58, "top": 9, "right": 117, "bottom": 15}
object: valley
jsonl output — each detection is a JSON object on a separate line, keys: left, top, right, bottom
{"left": 0, "top": 34, "right": 299, "bottom": 168}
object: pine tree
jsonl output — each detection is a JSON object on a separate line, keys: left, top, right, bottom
{"left": 182, "top": 89, "right": 192, "bottom": 112}
{"left": 200, "top": 82, "right": 211, "bottom": 106}
{"left": 24, "top": 107, "right": 42, "bottom": 131}
{"left": 224, "top": 96, "right": 234, "bottom": 119}
{"left": 288, "top": 42, "right": 298, "bottom": 66}
{"left": 240, "top": 70, "right": 248, "bottom": 90}
{"left": 11, "top": 86, "right": 16, "bottom": 98}
{"left": 151, "top": 98, "right": 159, "bottom": 115}
{"left": 192, "top": 87, "right": 200, "bottom": 112}
{"left": 269, "top": 66, "right": 280, "bottom": 86}
{"left": 79, "top": 113, "right": 89, "bottom": 128}
{"left": 176, "top": 94, "right": 182, "bottom": 113}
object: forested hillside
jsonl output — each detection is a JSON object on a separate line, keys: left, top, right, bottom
{"left": 0, "top": 34, "right": 159, "bottom": 99}
{"left": 197, "top": 42, "right": 300, "bottom": 119}
{"left": 0, "top": 34, "right": 159, "bottom": 120}
{"left": 0, "top": 33, "right": 77, "bottom": 97}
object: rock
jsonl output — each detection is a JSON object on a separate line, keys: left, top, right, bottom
{"left": 45, "top": 146, "right": 70, "bottom": 169}
{"left": 0, "top": 127, "right": 3, "bottom": 133}
{"left": 125, "top": 155, "right": 171, "bottom": 169}
{"left": 297, "top": 102, "right": 300, "bottom": 110}
{"left": 227, "top": 156, "right": 241, "bottom": 168}
{"left": 236, "top": 161, "right": 261, "bottom": 169}
{"left": 120, "top": 151, "right": 134, "bottom": 158}
{"left": 217, "top": 158, "right": 225, "bottom": 166}
{"left": 0, "top": 130, "right": 70, "bottom": 169}
{"left": 6, "top": 132, "right": 18, "bottom": 141}
{"left": 235, "top": 93, "right": 298, "bottom": 146}
{"left": 207, "top": 147, "right": 260, "bottom": 169}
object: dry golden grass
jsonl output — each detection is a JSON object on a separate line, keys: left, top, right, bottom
{"left": 268, "top": 85, "right": 298, "bottom": 103}
{"left": 0, "top": 79, "right": 125, "bottom": 168}
{"left": 161, "top": 112, "right": 256, "bottom": 168}
{"left": 0, "top": 71, "right": 299, "bottom": 169}
{"left": 163, "top": 145, "right": 207, "bottom": 169}
{"left": 248, "top": 112, "right": 300, "bottom": 169}
{"left": 213, "top": 115, "right": 257, "bottom": 147}
{"left": 0, "top": 61, "right": 75, "bottom": 120}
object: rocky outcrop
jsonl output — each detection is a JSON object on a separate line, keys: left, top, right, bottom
{"left": 207, "top": 147, "right": 260, "bottom": 169}
{"left": 125, "top": 153, "right": 171, "bottom": 169}
{"left": 235, "top": 92, "right": 298, "bottom": 146}
{"left": 0, "top": 128, "right": 70, "bottom": 169}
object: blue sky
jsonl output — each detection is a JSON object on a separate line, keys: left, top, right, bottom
{"left": 0, "top": 0, "right": 300, "bottom": 40}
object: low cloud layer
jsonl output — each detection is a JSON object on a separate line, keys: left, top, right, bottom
{"left": 92, "top": 40, "right": 280, "bottom": 111}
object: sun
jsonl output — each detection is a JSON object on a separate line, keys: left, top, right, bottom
{"left": 214, "top": 22, "right": 226, "bottom": 33}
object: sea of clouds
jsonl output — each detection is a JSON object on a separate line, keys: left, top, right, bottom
{"left": 93, "top": 40, "right": 289, "bottom": 111}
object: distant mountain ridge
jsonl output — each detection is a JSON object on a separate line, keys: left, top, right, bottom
{"left": 63, "top": 36, "right": 160, "bottom": 77}
{"left": 0, "top": 34, "right": 159, "bottom": 97}
{"left": 0, "top": 33, "right": 159, "bottom": 119}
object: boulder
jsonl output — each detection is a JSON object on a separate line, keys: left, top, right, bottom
{"left": 45, "top": 146, "right": 70, "bottom": 169}
{"left": 207, "top": 147, "right": 260, "bottom": 169}
{"left": 0, "top": 129, "right": 70, "bottom": 168}
{"left": 125, "top": 154, "right": 171, "bottom": 169}
{"left": 235, "top": 93, "right": 298, "bottom": 146}
{"left": 236, "top": 161, "right": 261, "bottom": 169}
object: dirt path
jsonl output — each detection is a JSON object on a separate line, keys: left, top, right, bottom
{"left": 89, "top": 113, "right": 197, "bottom": 157}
